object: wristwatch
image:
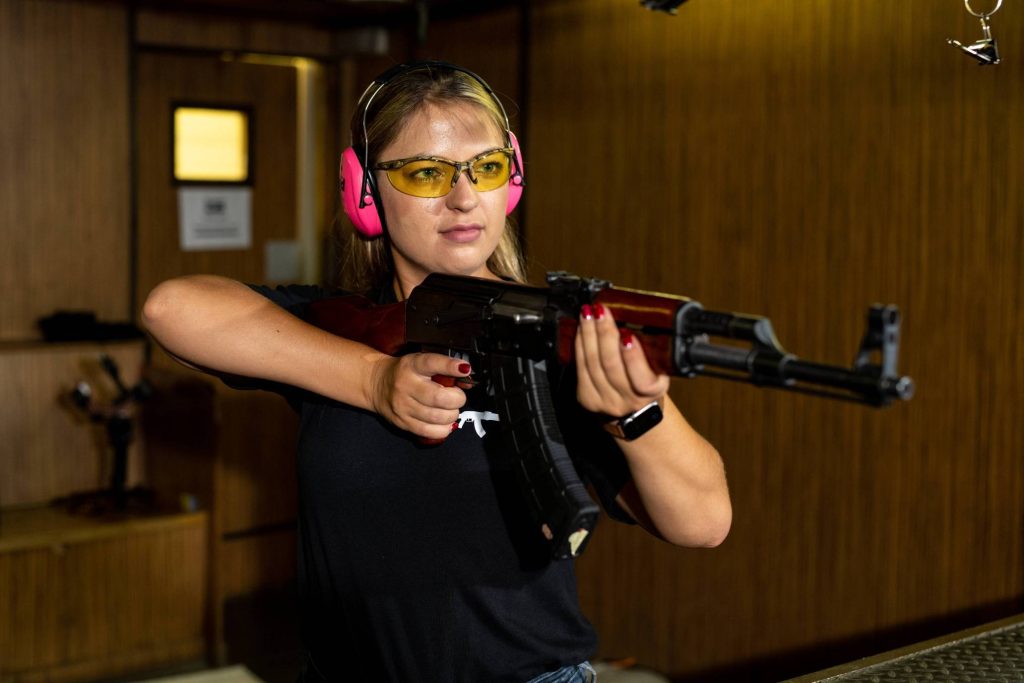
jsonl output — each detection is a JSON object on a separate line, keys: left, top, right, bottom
{"left": 603, "top": 400, "right": 663, "bottom": 441}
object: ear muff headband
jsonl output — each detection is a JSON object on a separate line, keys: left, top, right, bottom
{"left": 340, "top": 61, "right": 525, "bottom": 238}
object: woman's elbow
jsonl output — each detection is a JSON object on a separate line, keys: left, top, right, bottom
{"left": 664, "top": 493, "right": 733, "bottom": 549}
{"left": 142, "top": 281, "right": 170, "bottom": 331}
{"left": 141, "top": 276, "right": 219, "bottom": 344}
{"left": 697, "top": 500, "right": 732, "bottom": 548}
{"left": 679, "top": 455, "right": 733, "bottom": 548}
{"left": 142, "top": 275, "right": 220, "bottom": 331}
{"left": 141, "top": 279, "right": 187, "bottom": 336}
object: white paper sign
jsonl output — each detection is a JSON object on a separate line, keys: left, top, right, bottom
{"left": 178, "top": 187, "right": 252, "bottom": 251}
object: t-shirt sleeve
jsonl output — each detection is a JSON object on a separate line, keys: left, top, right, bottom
{"left": 247, "top": 283, "right": 341, "bottom": 317}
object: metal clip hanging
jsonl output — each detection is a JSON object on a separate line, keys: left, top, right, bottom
{"left": 947, "top": 0, "right": 1003, "bottom": 65}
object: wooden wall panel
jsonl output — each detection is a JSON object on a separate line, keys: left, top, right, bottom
{"left": 0, "top": 0, "right": 130, "bottom": 341}
{"left": 141, "top": 368, "right": 298, "bottom": 533}
{"left": 135, "top": 8, "right": 337, "bottom": 57}
{"left": 0, "top": 340, "right": 146, "bottom": 508}
{"left": 214, "top": 387, "right": 299, "bottom": 535}
{"left": 134, "top": 51, "right": 299, "bottom": 307}
{"left": 219, "top": 532, "right": 297, "bottom": 602}
{"left": 0, "top": 511, "right": 206, "bottom": 682}
{"left": 413, "top": 7, "right": 525, "bottom": 132}
{"left": 525, "top": 0, "right": 1024, "bottom": 679}
{"left": 141, "top": 364, "right": 300, "bottom": 664}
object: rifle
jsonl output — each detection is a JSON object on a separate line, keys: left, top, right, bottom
{"left": 307, "top": 272, "right": 914, "bottom": 560}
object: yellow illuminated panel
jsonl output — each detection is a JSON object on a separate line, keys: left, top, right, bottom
{"left": 174, "top": 107, "right": 249, "bottom": 182}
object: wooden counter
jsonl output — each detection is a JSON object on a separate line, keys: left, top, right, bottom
{"left": 0, "top": 505, "right": 208, "bottom": 682}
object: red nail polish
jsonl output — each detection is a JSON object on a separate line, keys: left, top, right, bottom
{"left": 581, "top": 304, "right": 593, "bottom": 320}
{"left": 451, "top": 422, "right": 459, "bottom": 432}
{"left": 458, "top": 362, "right": 471, "bottom": 375}
{"left": 594, "top": 303, "right": 606, "bottom": 320}
{"left": 620, "top": 328, "right": 635, "bottom": 349}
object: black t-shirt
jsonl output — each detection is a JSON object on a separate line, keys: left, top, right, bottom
{"left": 246, "top": 281, "right": 634, "bottom": 682}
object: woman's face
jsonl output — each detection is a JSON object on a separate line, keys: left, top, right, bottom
{"left": 376, "top": 101, "right": 509, "bottom": 294}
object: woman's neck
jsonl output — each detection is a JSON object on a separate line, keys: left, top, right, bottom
{"left": 392, "top": 277, "right": 409, "bottom": 302}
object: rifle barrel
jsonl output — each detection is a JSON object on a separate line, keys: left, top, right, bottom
{"left": 686, "top": 341, "right": 914, "bottom": 405}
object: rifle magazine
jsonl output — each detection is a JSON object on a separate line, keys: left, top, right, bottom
{"left": 490, "top": 355, "right": 600, "bottom": 560}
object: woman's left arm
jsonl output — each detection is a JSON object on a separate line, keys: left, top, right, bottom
{"left": 575, "top": 303, "right": 732, "bottom": 548}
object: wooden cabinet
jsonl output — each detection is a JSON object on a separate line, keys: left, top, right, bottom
{"left": 0, "top": 340, "right": 212, "bottom": 681}
{"left": 0, "top": 506, "right": 207, "bottom": 682}
{"left": 142, "top": 366, "right": 299, "bottom": 665}
{"left": 0, "top": 343, "right": 295, "bottom": 678}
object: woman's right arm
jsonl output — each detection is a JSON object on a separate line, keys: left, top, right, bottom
{"left": 141, "top": 275, "right": 468, "bottom": 441}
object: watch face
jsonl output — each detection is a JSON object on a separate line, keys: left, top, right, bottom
{"left": 622, "top": 402, "right": 663, "bottom": 440}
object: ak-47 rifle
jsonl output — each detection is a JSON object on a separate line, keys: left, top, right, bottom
{"left": 307, "top": 272, "right": 914, "bottom": 561}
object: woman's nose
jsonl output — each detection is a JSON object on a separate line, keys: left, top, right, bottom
{"left": 445, "top": 172, "right": 480, "bottom": 211}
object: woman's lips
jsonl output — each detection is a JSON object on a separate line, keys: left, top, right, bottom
{"left": 441, "top": 226, "right": 482, "bottom": 243}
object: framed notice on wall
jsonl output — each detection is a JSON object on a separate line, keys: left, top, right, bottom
{"left": 178, "top": 187, "right": 252, "bottom": 251}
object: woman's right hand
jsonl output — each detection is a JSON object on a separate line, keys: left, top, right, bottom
{"left": 368, "top": 353, "right": 472, "bottom": 441}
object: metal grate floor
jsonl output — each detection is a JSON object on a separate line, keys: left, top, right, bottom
{"left": 789, "top": 615, "right": 1024, "bottom": 683}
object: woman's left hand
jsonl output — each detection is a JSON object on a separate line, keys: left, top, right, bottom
{"left": 574, "top": 301, "right": 732, "bottom": 549}
{"left": 574, "top": 303, "right": 670, "bottom": 419}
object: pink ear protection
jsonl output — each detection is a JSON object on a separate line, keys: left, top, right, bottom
{"left": 339, "top": 61, "right": 525, "bottom": 239}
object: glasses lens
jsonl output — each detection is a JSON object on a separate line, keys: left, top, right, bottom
{"left": 384, "top": 160, "right": 455, "bottom": 198}
{"left": 470, "top": 151, "right": 513, "bottom": 191}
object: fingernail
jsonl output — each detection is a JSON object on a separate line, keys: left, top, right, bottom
{"left": 594, "top": 303, "right": 606, "bottom": 320}
{"left": 458, "top": 362, "right": 471, "bottom": 375}
{"left": 451, "top": 422, "right": 459, "bottom": 432}
{"left": 581, "top": 304, "right": 594, "bottom": 320}
{"left": 620, "top": 328, "right": 635, "bottom": 349}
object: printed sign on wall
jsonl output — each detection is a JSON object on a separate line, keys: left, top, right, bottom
{"left": 178, "top": 187, "right": 252, "bottom": 251}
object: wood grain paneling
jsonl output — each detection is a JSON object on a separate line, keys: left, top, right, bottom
{"left": 525, "top": 0, "right": 1024, "bottom": 678}
{"left": 0, "top": 340, "right": 147, "bottom": 508}
{"left": 214, "top": 387, "right": 299, "bottom": 535}
{"left": 219, "top": 531, "right": 297, "bottom": 602}
{"left": 412, "top": 6, "right": 525, "bottom": 133}
{"left": 0, "top": 0, "right": 130, "bottom": 341}
{"left": 134, "top": 50, "right": 299, "bottom": 306}
{"left": 0, "top": 509, "right": 206, "bottom": 682}
{"left": 135, "top": 7, "right": 337, "bottom": 57}
{"left": 134, "top": 44, "right": 350, "bottom": 663}
{"left": 141, "top": 365, "right": 300, "bottom": 661}
{"left": 144, "top": 369, "right": 300, "bottom": 537}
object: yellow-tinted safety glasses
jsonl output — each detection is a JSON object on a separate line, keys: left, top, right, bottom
{"left": 374, "top": 147, "right": 514, "bottom": 198}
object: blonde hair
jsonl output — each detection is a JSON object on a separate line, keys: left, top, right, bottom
{"left": 338, "top": 64, "right": 526, "bottom": 294}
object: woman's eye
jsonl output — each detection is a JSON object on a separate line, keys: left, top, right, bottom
{"left": 406, "top": 165, "right": 445, "bottom": 183}
{"left": 475, "top": 159, "right": 507, "bottom": 176}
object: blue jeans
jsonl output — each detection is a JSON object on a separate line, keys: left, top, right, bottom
{"left": 526, "top": 661, "right": 597, "bottom": 683}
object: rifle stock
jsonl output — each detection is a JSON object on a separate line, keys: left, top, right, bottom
{"left": 306, "top": 271, "right": 914, "bottom": 559}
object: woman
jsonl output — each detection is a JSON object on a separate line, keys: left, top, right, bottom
{"left": 143, "top": 61, "right": 731, "bottom": 683}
